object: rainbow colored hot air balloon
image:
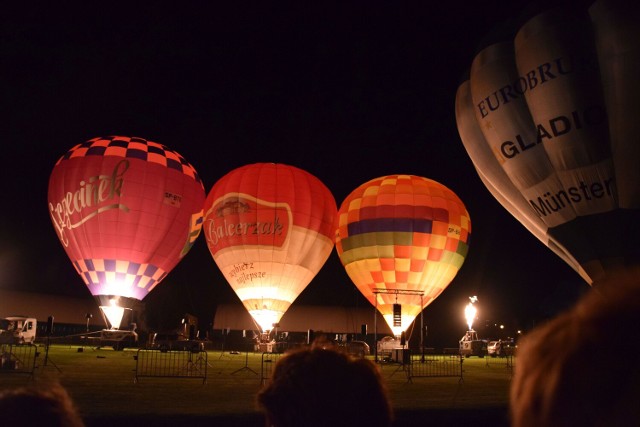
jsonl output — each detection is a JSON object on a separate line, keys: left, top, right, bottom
{"left": 203, "top": 163, "right": 337, "bottom": 332}
{"left": 455, "top": 1, "right": 640, "bottom": 287}
{"left": 335, "top": 175, "right": 471, "bottom": 336}
{"left": 48, "top": 136, "right": 205, "bottom": 328}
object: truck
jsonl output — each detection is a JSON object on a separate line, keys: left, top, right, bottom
{"left": 0, "top": 316, "right": 37, "bottom": 344}
{"left": 147, "top": 313, "right": 205, "bottom": 352}
{"left": 459, "top": 330, "right": 487, "bottom": 358}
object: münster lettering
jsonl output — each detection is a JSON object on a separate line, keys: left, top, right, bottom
{"left": 529, "top": 177, "right": 614, "bottom": 217}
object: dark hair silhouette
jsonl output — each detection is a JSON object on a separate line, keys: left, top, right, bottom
{"left": 511, "top": 281, "right": 640, "bottom": 427}
{"left": 0, "top": 384, "right": 84, "bottom": 426}
{"left": 257, "top": 344, "right": 392, "bottom": 427}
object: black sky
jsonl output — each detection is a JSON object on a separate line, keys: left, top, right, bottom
{"left": 1, "top": 2, "right": 591, "bottom": 341}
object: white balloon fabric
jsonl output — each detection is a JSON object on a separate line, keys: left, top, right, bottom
{"left": 455, "top": 1, "right": 640, "bottom": 286}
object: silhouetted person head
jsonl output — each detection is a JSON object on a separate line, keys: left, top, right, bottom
{"left": 511, "top": 280, "right": 640, "bottom": 427}
{"left": 257, "top": 344, "right": 393, "bottom": 427}
{"left": 0, "top": 384, "right": 84, "bottom": 426}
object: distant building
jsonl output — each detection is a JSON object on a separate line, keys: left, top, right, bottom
{"left": 213, "top": 303, "right": 393, "bottom": 336}
{"left": 0, "top": 289, "right": 394, "bottom": 338}
{"left": 0, "top": 289, "right": 101, "bottom": 325}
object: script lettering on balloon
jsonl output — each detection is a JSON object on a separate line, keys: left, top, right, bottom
{"left": 204, "top": 195, "right": 291, "bottom": 252}
{"left": 227, "top": 262, "right": 267, "bottom": 285}
{"left": 49, "top": 160, "right": 130, "bottom": 247}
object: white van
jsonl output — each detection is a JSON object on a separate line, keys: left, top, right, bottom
{"left": 0, "top": 316, "right": 37, "bottom": 344}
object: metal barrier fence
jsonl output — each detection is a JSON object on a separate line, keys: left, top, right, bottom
{"left": 134, "top": 348, "right": 208, "bottom": 384}
{"left": 0, "top": 343, "right": 39, "bottom": 377}
{"left": 485, "top": 353, "right": 515, "bottom": 374}
{"left": 406, "top": 352, "right": 464, "bottom": 383}
{"left": 260, "top": 352, "right": 283, "bottom": 385}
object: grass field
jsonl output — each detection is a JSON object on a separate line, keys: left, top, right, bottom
{"left": 0, "top": 344, "right": 514, "bottom": 426}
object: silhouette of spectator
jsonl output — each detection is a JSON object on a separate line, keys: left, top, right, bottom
{"left": 257, "top": 343, "right": 393, "bottom": 427}
{"left": 0, "top": 384, "right": 84, "bottom": 426}
{"left": 510, "top": 280, "right": 640, "bottom": 427}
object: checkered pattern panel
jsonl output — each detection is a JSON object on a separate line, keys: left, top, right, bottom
{"left": 72, "top": 259, "right": 167, "bottom": 299}
{"left": 336, "top": 175, "right": 471, "bottom": 307}
{"left": 55, "top": 136, "right": 202, "bottom": 185}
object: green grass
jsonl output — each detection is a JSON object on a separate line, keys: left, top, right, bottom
{"left": 0, "top": 345, "right": 513, "bottom": 423}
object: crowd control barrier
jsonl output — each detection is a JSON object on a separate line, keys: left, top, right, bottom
{"left": 0, "top": 343, "right": 39, "bottom": 378}
{"left": 134, "top": 348, "right": 208, "bottom": 384}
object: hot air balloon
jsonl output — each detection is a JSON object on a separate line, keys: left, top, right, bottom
{"left": 48, "top": 136, "right": 205, "bottom": 329}
{"left": 455, "top": 1, "right": 640, "bottom": 287}
{"left": 203, "top": 163, "right": 337, "bottom": 333}
{"left": 335, "top": 175, "right": 471, "bottom": 337}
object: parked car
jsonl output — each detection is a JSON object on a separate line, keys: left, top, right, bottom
{"left": 342, "top": 340, "right": 370, "bottom": 358}
{"left": 487, "top": 339, "right": 516, "bottom": 357}
{"left": 487, "top": 340, "right": 501, "bottom": 357}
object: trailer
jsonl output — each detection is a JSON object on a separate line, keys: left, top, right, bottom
{"left": 98, "top": 327, "right": 138, "bottom": 351}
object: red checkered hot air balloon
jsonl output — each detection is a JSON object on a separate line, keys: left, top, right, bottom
{"left": 335, "top": 175, "right": 471, "bottom": 337}
{"left": 203, "top": 163, "right": 337, "bottom": 332}
{"left": 48, "top": 136, "right": 205, "bottom": 328}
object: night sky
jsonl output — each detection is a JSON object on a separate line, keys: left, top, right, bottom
{"left": 1, "top": 2, "right": 592, "bottom": 343}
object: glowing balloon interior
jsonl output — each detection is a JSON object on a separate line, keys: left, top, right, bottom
{"left": 455, "top": 2, "right": 640, "bottom": 286}
{"left": 100, "top": 299, "right": 126, "bottom": 330}
{"left": 203, "top": 163, "right": 337, "bottom": 332}
{"left": 48, "top": 136, "right": 205, "bottom": 308}
{"left": 335, "top": 175, "right": 471, "bottom": 336}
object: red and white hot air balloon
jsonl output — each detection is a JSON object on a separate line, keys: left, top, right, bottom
{"left": 203, "top": 163, "right": 337, "bottom": 332}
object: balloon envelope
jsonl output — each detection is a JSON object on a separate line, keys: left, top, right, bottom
{"left": 203, "top": 163, "right": 337, "bottom": 332}
{"left": 335, "top": 175, "right": 471, "bottom": 336}
{"left": 48, "top": 136, "right": 205, "bottom": 305}
{"left": 455, "top": 2, "right": 640, "bottom": 287}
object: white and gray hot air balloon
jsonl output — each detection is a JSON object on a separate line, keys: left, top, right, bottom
{"left": 455, "top": 1, "right": 640, "bottom": 287}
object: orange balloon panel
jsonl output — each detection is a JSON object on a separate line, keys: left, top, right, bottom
{"left": 48, "top": 136, "right": 205, "bottom": 301}
{"left": 203, "top": 163, "right": 337, "bottom": 331}
{"left": 336, "top": 175, "right": 471, "bottom": 335}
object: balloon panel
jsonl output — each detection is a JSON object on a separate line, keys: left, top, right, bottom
{"left": 203, "top": 163, "right": 337, "bottom": 331}
{"left": 336, "top": 175, "right": 471, "bottom": 334}
{"left": 48, "top": 136, "right": 205, "bottom": 300}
